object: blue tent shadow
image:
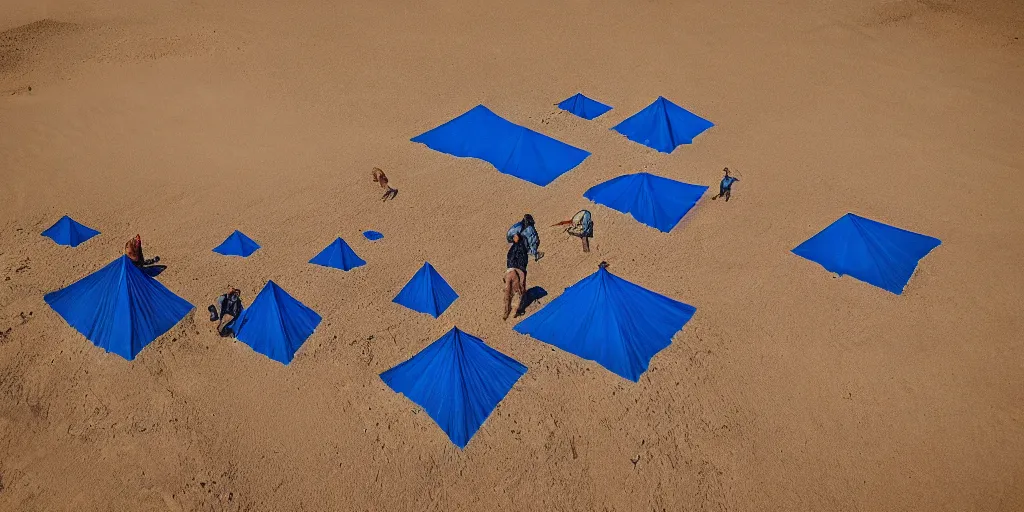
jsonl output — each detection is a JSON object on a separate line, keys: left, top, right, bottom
{"left": 140, "top": 265, "right": 167, "bottom": 277}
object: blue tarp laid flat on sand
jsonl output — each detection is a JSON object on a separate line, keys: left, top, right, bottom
{"left": 44, "top": 255, "right": 193, "bottom": 360}
{"left": 583, "top": 172, "right": 707, "bottom": 232}
{"left": 213, "top": 230, "right": 260, "bottom": 257}
{"left": 233, "top": 280, "right": 321, "bottom": 364}
{"left": 309, "top": 238, "right": 365, "bottom": 271}
{"left": 514, "top": 265, "right": 696, "bottom": 382}
{"left": 557, "top": 93, "right": 613, "bottom": 120}
{"left": 363, "top": 230, "right": 384, "bottom": 241}
{"left": 393, "top": 262, "right": 459, "bottom": 318}
{"left": 42, "top": 215, "right": 100, "bottom": 247}
{"left": 612, "top": 96, "right": 713, "bottom": 153}
{"left": 792, "top": 213, "right": 941, "bottom": 295}
{"left": 380, "top": 326, "right": 527, "bottom": 449}
{"left": 410, "top": 104, "right": 591, "bottom": 186}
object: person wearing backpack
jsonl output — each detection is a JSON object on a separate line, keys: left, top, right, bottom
{"left": 506, "top": 214, "right": 542, "bottom": 261}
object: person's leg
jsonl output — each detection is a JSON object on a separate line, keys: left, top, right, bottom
{"left": 582, "top": 235, "right": 590, "bottom": 252}
{"left": 218, "top": 314, "right": 235, "bottom": 336}
{"left": 724, "top": 188, "right": 731, "bottom": 202}
{"left": 502, "top": 272, "right": 514, "bottom": 320}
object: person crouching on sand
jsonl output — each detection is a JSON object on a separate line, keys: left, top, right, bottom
{"left": 208, "top": 288, "right": 243, "bottom": 337}
{"left": 372, "top": 167, "right": 398, "bottom": 202}
{"left": 503, "top": 233, "right": 529, "bottom": 320}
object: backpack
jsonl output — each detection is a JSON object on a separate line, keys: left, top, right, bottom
{"left": 566, "top": 210, "right": 593, "bottom": 237}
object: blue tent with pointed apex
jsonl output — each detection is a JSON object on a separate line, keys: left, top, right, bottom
{"left": 44, "top": 255, "right": 193, "bottom": 360}
{"left": 392, "top": 262, "right": 458, "bottom": 318}
{"left": 583, "top": 172, "right": 707, "bottom": 232}
{"left": 309, "top": 237, "right": 365, "bottom": 271}
{"left": 363, "top": 230, "right": 384, "bottom": 241}
{"left": 233, "top": 280, "right": 322, "bottom": 364}
{"left": 557, "top": 93, "right": 613, "bottom": 120}
{"left": 41, "top": 215, "right": 100, "bottom": 247}
{"left": 612, "top": 96, "right": 714, "bottom": 153}
{"left": 514, "top": 264, "right": 696, "bottom": 382}
{"left": 213, "top": 230, "right": 260, "bottom": 257}
{"left": 410, "top": 104, "right": 591, "bottom": 186}
{"left": 792, "top": 213, "right": 941, "bottom": 295}
{"left": 380, "top": 326, "right": 527, "bottom": 449}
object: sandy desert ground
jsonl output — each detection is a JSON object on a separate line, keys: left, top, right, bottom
{"left": 2, "top": 0, "right": 1023, "bottom": 510}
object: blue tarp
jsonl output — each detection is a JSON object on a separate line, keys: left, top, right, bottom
{"left": 363, "top": 230, "right": 384, "bottom": 241}
{"left": 233, "top": 280, "right": 321, "bottom": 364}
{"left": 583, "top": 172, "right": 707, "bottom": 232}
{"left": 41, "top": 215, "right": 100, "bottom": 247}
{"left": 612, "top": 97, "right": 713, "bottom": 153}
{"left": 213, "top": 230, "right": 260, "bottom": 257}
{"left": 514, "top": 265, "right": 696, "bottom": 382}
{"left": 410, "top": 104, "right": 591, "bottom": 186}
{"left": 309, "top": 238, "right": 365, "bottom": 271}
{"left": 792, "top": 213, "right": 941, "bottom": 295}
{"left": 557, "top": 93, "right": 613, "bottom": 120}
{"left": 393, "top": 262, "right": 458, "bottom": 318}
{"left": 380, "top": 326, "right": 527, "bottom": 449}
{"left": 44, "top": 255, "right": 193, "bottom": 360}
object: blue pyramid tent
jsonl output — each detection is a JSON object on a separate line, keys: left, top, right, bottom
{"left": 514, "top": 265, "right": 696, "bottom": 382}
{"left": 363, "top": 230, "right": 384, "bottom": 241}
{"left": 792, "top": 213, "right": 941, "bottom": 295}
{"left": 612, "top": 96, "right": 714, "bottom": 153}
{"left": 44, "top": 255, "right": 193, "bottom": 360}
{"left": 410, "top": 104, "right": 591, "bottom": 186}
{"left": 309, "top": 237, "right": 365, "bottom": 271}
{"left": 557, "top": 93, "right": 613, "bottom": 120}
{"left": 41, "top": 215, "right": 100, "bottom": 247}
{"left": 212, "top": 230, "right": 260, "bottom": 257}
{"left": 583, "top": 172, "right": 708, "bottom": 232}
{"left": 380, "top": 326, "right": 527, "bottom": 449}
{"left": 392, "top": 262, "right": 458, "bottom": 318}
{"left": 233, "top": 280, "right": 322, "bottom": 364}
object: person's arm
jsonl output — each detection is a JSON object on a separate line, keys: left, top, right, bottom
{"left": 506, "top": 224, "right": 518, "bottom": 243}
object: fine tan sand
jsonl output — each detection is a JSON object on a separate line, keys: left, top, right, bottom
{"left": 2, "top": 0, "right": 1023, "bottom": 510}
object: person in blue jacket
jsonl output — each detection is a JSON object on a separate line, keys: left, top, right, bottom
{"left": 711, "top": 167, "right": 739, "bottom": 202}
{"left": 506, "top": 214, "right": 543, "bottom": 261}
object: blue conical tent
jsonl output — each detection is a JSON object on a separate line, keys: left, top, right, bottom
{"left": 411, "top": 104, "right": 591, "bottom": 186}
{"left": 557, "top": 93, "right": 613, "bottom": 120}
{"left": 309, "top": 237, "right": 365, "bottom": 271}
{"left": 583, "top": 172, "right": 707, "bottom": 232}
{"left": 792, "top": 213, "right": 941, "bottom": 294}
{"left": 233, "top": 280, "right": 321, "bottom": 364}
{"left": 44, "top": 255, "right": 193, "bottom": 360}
{"left": 41, "top": 215, "right": 100, "bottom": 247}
{"left": 380, "top": 326, "right": 527, "bottom": 449}
{"left": 612, "top": 97, "right": 714, "bottom": 153}
{"left": 392, "top": 262, "right": 458, "bottom": 318}
{"left": 212, "top": 230, "right": 260, "bottom": 257}
{"left": 514, "top": 265, "right": 696, "bottom": 382}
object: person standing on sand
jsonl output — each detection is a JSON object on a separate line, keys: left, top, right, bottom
{"left": 506, "top": 214, "right": 543, "bottom": 261}
{"left": 372, "top": 167, "right": 398, "bottom": 202}
{"left": 503, "top": 233, "right": 529, "bottom": 320}
{"left": 711, "top": 167, "right": 738, "bottom": 202}
{"left": 554, "top": 209, "right": 593, "bottom": 253}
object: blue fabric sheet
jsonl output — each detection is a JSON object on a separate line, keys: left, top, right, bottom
{"left": 44, "top": 255, "right": 193, "bottom": 360}
{"left": 233, "top": 280, "right": 322, "bottom": 364}
{"left": 213, "top": 230, "right": 260, "bottom": 257}
{"left": 583, "top": 172, "right": 707, "bottom": 232}
{"left": 363, "top": 230, "right": 384, "bottom": 241}
{"left": 513, "top": 265, "right": 696, "bottom": 382}
{"left": 411, "top": 104, "right": 591, "bottom": 186}
{"left": 557, "top": 93, "right": 613, "bottom": 120}
{"left": 392, "top": 262, "right": 458, "bottom": 318}
{"left": 41, "top": 215, "right": 100, "bottom": 247}
{"left": 309, "top": 238, "right": 365, "bottom": 271}
{"left": 612, "top": 97, "right": 713, "bottom": 153}
{"left": 380, "top": 327, "right": 527, "bottom": 449}
{"left": 792, "top": 213, "right": 941, "bottom": 295}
